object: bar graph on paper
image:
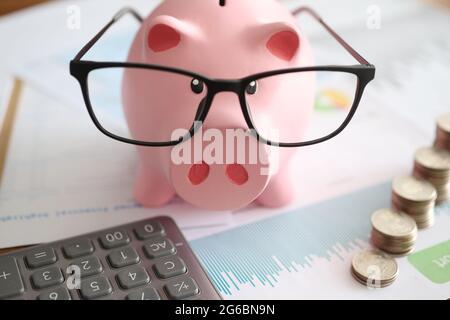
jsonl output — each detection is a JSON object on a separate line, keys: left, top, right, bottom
{"left": 191, "top": 183, "right": 450, "bottom": 299}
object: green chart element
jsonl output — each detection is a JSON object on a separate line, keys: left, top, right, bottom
{"left": 408, "top": 240, "right": 450, "bottom": 284}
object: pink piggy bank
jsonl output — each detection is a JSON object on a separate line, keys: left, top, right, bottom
{"left": 122, "top": 0, "right": 315, "bottom": 211}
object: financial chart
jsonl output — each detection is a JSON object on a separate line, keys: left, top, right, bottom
{"left": 191, "top": 183, "right": 450, "bottom": 299}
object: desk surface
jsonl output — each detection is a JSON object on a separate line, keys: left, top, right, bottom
{"left": 0, "top": 247, "right": 26, "bottom": 255}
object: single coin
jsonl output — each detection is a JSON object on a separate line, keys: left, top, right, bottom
{"left": 415, "top": 147, "right": 450, "bottom": 172}
{"left": 392, "top": 176, "right": 437, "bottom": 203}
{"left": 371, "top": 209, "right": 417, "bottom": 239}
{"left": 352, "top": 250, "right": 398, "bottom": 283}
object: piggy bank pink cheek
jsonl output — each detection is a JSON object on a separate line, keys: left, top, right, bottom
{"left": 148, "top": 24, "right": 181, "bottom": 52}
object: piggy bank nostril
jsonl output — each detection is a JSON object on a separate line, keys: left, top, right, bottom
{"left": 188, "top": 162, "right": 210, "bottom": 185}
{"left": 226, "top": 164, "right": 249, "bottom": 186}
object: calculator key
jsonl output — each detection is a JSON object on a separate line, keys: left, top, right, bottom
{"left": 31, "top": 266, "right": 64, "bottom": 289}
{"left": 25, "top": 247, "right": 57, "bottom": 269}
{"left": 0, "top": 256, "right": 25, "bottom": 299}
{"left": 63, "top": 239, "right": 94, "bottom": 259}
{"left": 153, "top": 256, "right": 187, "bottom": 279}
{"left": 134, "top": 221, "right": 165, "bottom": 240}
{"left": 116, "top": 266, "right": 150, "bottom": 289}
{"left": 126, "top": 287, "right": 160, "bottom": 300}
{"left": 99, "top": 230, "right": 130, "bottom": 249}
{"left": 38, "top": 287, "right": 72, "bottom": 300}
{"left": 143, "top": 237, "right": 176, "bottom": 259}
{"left": 68, "top": 256, "right": 103, "bottom": 278}
{"left": 164, "top": 277, "right": 199, "bottom": 300}
{"left": 107, "top": 247, "right": 140, "bottom": 268}
{"left": 80, "top": 276, "right": 112, "bottom": 300}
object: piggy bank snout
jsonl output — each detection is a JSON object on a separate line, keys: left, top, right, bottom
{"left": 169, "top": 127, "right": 272, "bottom": 211}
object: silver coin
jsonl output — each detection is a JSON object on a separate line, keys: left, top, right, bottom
{"left": 352, "top": 250, "right": 398, "bottom": 283}
{"left": 371, "top": 209, "right": 417, "bottom": 239}
{"left": 392, "top": 176, "right": 437, "bottom": 203}
{"left": 415, "top": 147, "right": 450, "bottom": 172}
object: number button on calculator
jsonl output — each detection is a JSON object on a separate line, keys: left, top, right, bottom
{"left": 107, "top": 247, "right": 140, "bottom": 268}
{"left": 69, "top": 256, "right": 103, "bottom": 278}
{"left": 80, "top": 276, "right": 113, "bottom": 300}
{"left": 99, "top": 230, "right": 130, "bottom": 249}
{"left": 134, "top": 221, "right": 165, "bottom": 240}
{"left": 116, "top": 266, "right": 150, "bottom": 289}
{"left": 31, "top": 266, "right": 64, "bottom": 289}
{"left": 38, "top": 287, "right": 71, "bottom": 300}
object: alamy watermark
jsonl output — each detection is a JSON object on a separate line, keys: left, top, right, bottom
{"left": 171, "top": 122, "right": 280, "bottom": 177}
{"left": 366, "top": 5, "right": 381, "bottom": 30}
{"left": 66, "top": 5, "right": 81, "bottom": 30}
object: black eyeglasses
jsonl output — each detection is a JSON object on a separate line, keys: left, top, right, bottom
{"left": 70, "top": 6, "right": 375, "bottom": 148}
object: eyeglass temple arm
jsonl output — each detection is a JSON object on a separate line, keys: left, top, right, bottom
{"left": 292, "top": 6, "right": 370, "bottom": 65}
{"left": 73, "top": 7, "right": 143, "bottom": 61}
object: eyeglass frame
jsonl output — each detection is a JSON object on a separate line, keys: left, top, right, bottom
{"left": 70, "top": 6, "right": 376, "bottom": 148}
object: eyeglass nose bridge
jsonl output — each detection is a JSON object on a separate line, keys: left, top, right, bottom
{"left": 193, "top": 80, "right": 254, "bottom": 137}
{"left": 208, "top": 79, "right": 242, "bottom": 94}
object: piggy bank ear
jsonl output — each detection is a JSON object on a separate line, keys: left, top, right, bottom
{"left": 147, "top": 15, "right": 199, "bottom": 53}
{"left": 263, "top": 22, "right": 300, "bottom": 61}
{"left": 148, "top": 24, "right": 180, "bottom": 52}
{"left": 147, "top": 16, "right": 182, "bottom": 53}
{"left": 147, "top": 16, "right": 201, "bottom": 53}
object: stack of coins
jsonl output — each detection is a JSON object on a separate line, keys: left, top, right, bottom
{"left": 370, "top": 209, "right": 418, "bottom": 255}
{"left": 391, "top": 176, "right": 437, "bottom": 229}
{"left": 435, "top": 113, "right": 450, "bottom": 151}
{"left": 351, "top": 250, "right": 398, "bottom": 288}
{"left": 413, "top": 147, "right": 450, "bottom": 204}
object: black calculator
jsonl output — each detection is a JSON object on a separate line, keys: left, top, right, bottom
{"left": 0, "top": 216, "right": 222, "bottom": 300}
